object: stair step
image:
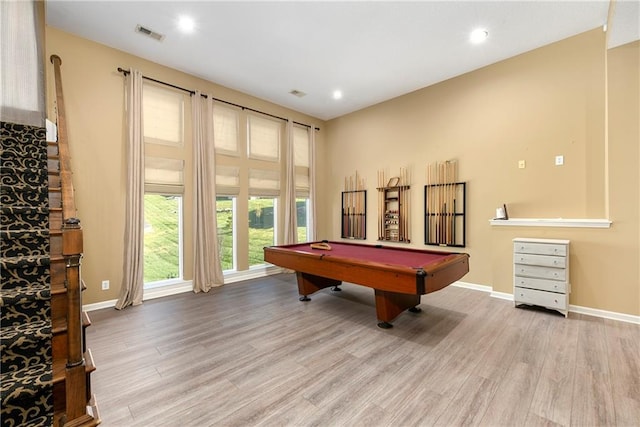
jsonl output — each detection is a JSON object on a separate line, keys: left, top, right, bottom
{"left": 0, "top": 184, "right": 48, "bottom": 208}
{"left": 0, "top": 255, "right": 50, "bottom": 291}
{"left": 47, "top": 142, "right": 59, "bottom": 157}
{"left": 48, "top": 171, "right": 61, "bottom": 188}
{"left": 1, "top": 122, "right": 46, "bottom": 153}
{"left": 0, "top": 319, "right": 52, "bottom": 371}
{"left": 0, "top": 283, "right": 51, "bottom": 328}
{"left": 50, "top": 207, "right": 63, "bottom": 230}
{"left": 1, "top": 205, "right": 49, "bottom": 230}
{"left": 53, "top": 312, "right": 92, "bottom": 360}
{"left": 52, "top": 311, "right": 91, "bottom": 335}
{"left": 53, "top": 349, "right": 96, "bottom": 412}
{"left": 0, "top": 360, "right": 53, "bottom": 427}
{"left": 0, "top": 165, "right": 48, "bottom": 187}
{"left": 0, "top": 229, "right": 50, "bottom": 259}
{"left": 0, "top": 144, "right": 47, "bottom": 161}
{"left": 53, "top": 348, "right": 96, "bottom": 384}
{"left": 48, "top": 158, "right": 60, "bottom": 172}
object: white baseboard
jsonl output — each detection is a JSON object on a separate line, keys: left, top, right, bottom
{"left": 83, "top": 274, "right": 640, "bottom": 325}
{"left": 453, "top": 281, "right": 492, "bottom": 293}
{"left": 490, "top": 290, "right": 515, "bottom": 301}
{"left": 485, "top": 288, "right": 640, "bottom": 324}
{"left": 83, "top": 299, "right": 118, "bottom": 312}
{"left": 83, "top": 280, "right": 194, "bottom": 311}
{"left": 568, "top": 304, "right": 640, "bottom": 324}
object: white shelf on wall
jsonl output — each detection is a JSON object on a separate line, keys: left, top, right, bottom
{"left": 489, "top": 218, "right": 612, "bottom": 228}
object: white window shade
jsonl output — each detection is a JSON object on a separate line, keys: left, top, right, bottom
{"left": 143, "top": 83, "right": 184, "bottom": 146}
{"left": 213, "top": 103, "right": 239, "bottom": 155}
{"left": 249, "top": 168, "right": 280, "bottom": 196}
{"left": 248, "top": 115, "right": 280, "bottom": 161}
{"left": 145, "top": 156, "right": 184, "bottom": 194}
{"left": 293, "top": 126, "right": 309, "bottom": 167}
{"left": 216, "top": 165, "right": 240, "bottom": 195}
{"left": 296, "top": 172, "right": 309, "bottom": 197}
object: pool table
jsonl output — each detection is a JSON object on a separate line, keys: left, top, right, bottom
{"left": 263, "top": 241, "right": 470, "bottom": 328}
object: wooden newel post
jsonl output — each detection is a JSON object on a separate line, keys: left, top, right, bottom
{"left": 63, "top": 221, "right": 86, "bottom": 420}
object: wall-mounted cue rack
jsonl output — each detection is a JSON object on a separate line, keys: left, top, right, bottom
{"left": 342, "top": 172, "right": 366, "bottom": 239}
{"left": 377, "top": 167, "right": 410, "bottom": 243}
{"left": 425, "top": 160, "right": 466, "bottom": 247}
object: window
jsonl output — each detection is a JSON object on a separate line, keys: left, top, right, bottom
{"left": 144, "top": 194, "right": 183, "bottom": 284}
{"left": 248, "top": 115, "right": 280, "bottom": 161}
{"left": 143, "top": 83, "right": 184, "bottom": 146}
{"left": 213, "top": 103, "right": 239, "bottom": 155}
{"left": 216, "top": 196, "right": 235, "bottom": 271}
{"left": 248, "top": 197, "right": 276, "bottom": 267}
{"left": 297, "top": 197, "right": 310, "bottom": 242}
{"left": 143, "top": 83, "right": 186, "bottom": 286}
{"left": 143, "top": 156, "right": 184, "bottom": 286}
{"left": 293, "top": 125, "right": 311, "bottom": 242}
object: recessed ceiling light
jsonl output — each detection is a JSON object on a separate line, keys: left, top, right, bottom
{"left": 177, "top": 15, "right": 195, "bottom": 33}
{"left": 470, "top": 28, "right": 489, "bottom": 44}
{"left": 332, "top": 90, "right": 343, "bottom": 100}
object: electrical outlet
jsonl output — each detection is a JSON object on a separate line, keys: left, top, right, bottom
{"left": 101, "top": 280, "right": 109, "bottom": 290}
{"left": 518, "top": 160, "right": 526, "bottom": 169}
{"left": 555, "top": 155, "right": 564, "bottom": 166}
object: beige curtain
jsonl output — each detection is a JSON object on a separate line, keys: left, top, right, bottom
{"left": 283, "top": 119, "right": 297, "bottom": 244}
{"left": 192, "top": 93, "right": 224, "bottom": 292}
{"left": 115, "top": 69, "right": 144, "bottom": 309}
{"left": 0, "top": 0, "right": 45, "bottom": 126}
{"left": 308, "top": 125, "right": 318, "bottom": 241}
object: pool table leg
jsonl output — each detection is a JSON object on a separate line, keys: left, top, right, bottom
{"left": 296, "top": 272, "right": 342, "bottom": 301}
{"left": 374, "top": 289, "right": 421, "bottom": 328}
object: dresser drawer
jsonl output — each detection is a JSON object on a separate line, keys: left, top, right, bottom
{"left": 514, "top": 276, "right": 567, "bottom": 293}
{"left": 513, "top": 253, "right": 566, "bottom": 268}
{"left": 514, "top": 264, "right": 566, "bottom": 281}
{"left": 513, "top": 242, "right": 567, "bottom": 256}
{"left": 514, "top": 286, "right": 567, "bottom": 310}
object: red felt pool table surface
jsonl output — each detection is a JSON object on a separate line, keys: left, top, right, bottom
{"left": 264, "top": 241, "right": 470, "bottom": 328}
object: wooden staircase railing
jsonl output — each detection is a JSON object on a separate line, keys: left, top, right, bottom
{"left": 50, "top": 54, "right": 99, "bottom": 426}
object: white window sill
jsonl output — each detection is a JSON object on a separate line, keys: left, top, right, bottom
{"left": 489, "top": 218, "right": 612, "bottom": 228}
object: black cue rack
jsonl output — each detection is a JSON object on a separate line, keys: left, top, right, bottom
{"left": 341, "top": 190, "right": 367, "bottom": 240}
{"left": 424, "top": 182, "right": 466, "bottom": 247}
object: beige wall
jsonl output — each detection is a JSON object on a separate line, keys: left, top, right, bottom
{"left": 45, "top": 27, "right": 327, "bottom": 304}
{"left": 45, "top": 25, "right": 639, "bottom": 316}
{"left": 325, "top": 30, "right": 639, "bottom": 316}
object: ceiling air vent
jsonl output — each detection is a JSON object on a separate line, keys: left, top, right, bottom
{"left": 289, "top": 89, "right": 307, "bottom": 98}
{"left": 135, "top": 24, "right": 165, "bottom": 41}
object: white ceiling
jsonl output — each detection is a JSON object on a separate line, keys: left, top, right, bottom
{"left": 46, "top": 1, "right": 639, "bottom": 121}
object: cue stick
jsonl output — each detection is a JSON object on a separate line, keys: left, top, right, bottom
{"left": 445, "top": 162, "right": 450, "bottom": 244}
{"left": 427, "top": 162, "right": 432, "bottom": 243}
{"left": 430, "top": 163, "right": 435, "bottom": 243}
{"left": 354, "top": 172, "right": 357, "bottom": 238}
{"left": 444, "top": 162, "right": 448, "bottom": 244}
{"left": 378, "top": 170, "right": 383, "bottom": 239}
{"left": 448, "top": 162, "right": 452, "bottom": 244}
{"left": 342, "top": 177, "right": 346, "bottom": 237}
{"left": 400, "top": 167, "right": 404, "bottom": 241}
{"left": 451, "top": 161, "right": 456, "bottom": 244}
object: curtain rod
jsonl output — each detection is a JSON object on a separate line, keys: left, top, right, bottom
{"left": 116, "top": 67, "right": 320, "bottom": 131}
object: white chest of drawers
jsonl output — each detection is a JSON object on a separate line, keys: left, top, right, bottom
{"left": 513, "top": 238, "right": 570, "bottom": 317}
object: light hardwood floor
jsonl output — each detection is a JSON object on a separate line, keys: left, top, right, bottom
{"left": 87, "top": 274, "right": 640, "bottom": 426}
